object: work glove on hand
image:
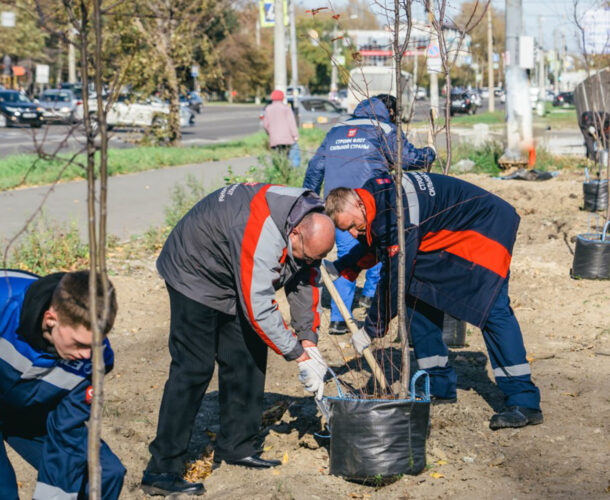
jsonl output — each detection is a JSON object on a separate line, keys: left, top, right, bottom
{"left": 304, "top": 346, "right": 328, "bottom": 369}
{"left": 322, "top": 259, "right": 340, "bottom": 281}
{"left": 351, "top": 327, "right": 371, "bottom": 355}
{"left": 298, "top": 354, "right": 327, "bottom": 400}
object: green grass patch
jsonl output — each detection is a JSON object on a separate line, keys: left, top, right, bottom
{"left": 449, "top": 111, "right": 505, "bottom": 126}
{"left": 0, "top": 128, "right": 327, "bottom": 191}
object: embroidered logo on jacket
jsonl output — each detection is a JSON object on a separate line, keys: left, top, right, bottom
{"left": 85, "top": 385, "right": 93, "bottom": 405}
{"left": 347, "top": 128, "right": 357, "bottom": 138}
{"left": 376, "top": 178, "right": 391, "bottom": 185}
{"left": 387, "top": 245, "right": 399, "bottom": 257}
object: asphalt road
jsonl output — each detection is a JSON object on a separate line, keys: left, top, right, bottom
{"left": 0, "top": 104, "right": 264, "bottom": 159}
{"left": 0, "top": 99, "right": 505, "bottom": 159}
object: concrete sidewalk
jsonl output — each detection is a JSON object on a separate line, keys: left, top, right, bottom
{"left": 0, "top": 156, "right": 258, "bottom": 245}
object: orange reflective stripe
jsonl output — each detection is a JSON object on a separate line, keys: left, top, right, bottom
{"left": 240, "top": 185, "right": 283, "bottom": 355}
{"left": 419, "top": 229, "right": 511, "bottom": 278}
{"left": 355, "top": 188, "right": 376, "bottom": 245}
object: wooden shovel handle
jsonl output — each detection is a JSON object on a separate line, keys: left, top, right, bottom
{"left": 319, "top": 265, "right": 389, "bottom": 392}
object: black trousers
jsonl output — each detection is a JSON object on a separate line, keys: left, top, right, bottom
{"left": 147, "top": 284, "right": 268, "bottom": 473}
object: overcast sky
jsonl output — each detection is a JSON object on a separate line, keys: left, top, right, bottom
{"left": 297, "top": 0, "right": 604, "bottom": 53}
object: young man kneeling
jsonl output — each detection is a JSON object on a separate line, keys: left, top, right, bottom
{"left": 0, "top": 269, "right": 125, "bottom": 500}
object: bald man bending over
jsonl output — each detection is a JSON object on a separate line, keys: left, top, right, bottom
{"left": 142, "top": 184, "right": 335, "bottom": 496}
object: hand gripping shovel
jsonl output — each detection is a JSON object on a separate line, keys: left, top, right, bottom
{"left": 319, "top": 264, "right": 390, "bottom": 392}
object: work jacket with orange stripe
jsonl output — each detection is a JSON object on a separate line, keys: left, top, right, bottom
{"left": 334, "top": 172, "right": 520, "bottom": 336}
{"left": 156, "top": 184, "right": 324, "bottom": 361}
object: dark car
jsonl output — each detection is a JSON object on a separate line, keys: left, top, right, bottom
{"left": 0, "top": 90, "right": 45, "bottom": 128}
{"left": 449, "top": 90, "right": 477, "bottom": 116}
{"left": 553, "top": 91, "right": 574, "bottom": 107}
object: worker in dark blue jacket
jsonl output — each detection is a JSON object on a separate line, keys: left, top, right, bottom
{"left": 303, "top": 95, "right": 435, "bottom": 334}
{"left": 0, "top": 269, "right": 125, "bottom": 500}
{"left": 324, "top": 172, "right": 542, "bottom": 430}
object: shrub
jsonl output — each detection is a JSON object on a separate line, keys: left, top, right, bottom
{"left": 6, "top": 216, "right": 89, "bottom": 274}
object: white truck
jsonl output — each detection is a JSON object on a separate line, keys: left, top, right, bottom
{"left": 345, "top": 66, "right": 413, "bottom": 121}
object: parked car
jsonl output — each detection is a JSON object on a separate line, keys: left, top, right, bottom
{"left": 96, "top": 94, "right": 194, "bottom": 130}
{"left": 449, "top": 90, "right": 477, "bottom": 116}
{"left": 0, "top": 90, "right": 45, "bottom": 128}
{"left": 289, "top": 96, "right": 349, "bottom": 129}
{"left": 553, "top": 91, "right": 574, "bottom": 107}
{"left": 329, "top": 88, "right": 349, "bottom": 111}
{"left": 286, "top": 85, "right": 310, "bottom": 97}
{"left": 38, "top": 89, "right": 82, "bottom": 124}
{"left": 480, "top": 87, "right": 490, "bottom": 99}
{"left": 415, "top": 86, "right": 427, "bottom": 100}
{"left": 467, "top": 89, "right": 482, "bottom": 107}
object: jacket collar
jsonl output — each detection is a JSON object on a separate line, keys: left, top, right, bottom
{"left": 354, "top": 188, "right": 376, "bottom": 245}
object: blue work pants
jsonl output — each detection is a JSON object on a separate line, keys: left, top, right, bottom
{"left": 408, "top": 276, "right": 541, "bottom": 409}
{"left": 330, "top": 229, "right": 382, "bottom": 322}
{"left": 0, "top": 430, "right": 124, "bottom": 500}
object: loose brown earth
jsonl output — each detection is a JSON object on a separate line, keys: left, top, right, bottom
{"left": 9, "top": 170, "right": 610, "bottom": 499}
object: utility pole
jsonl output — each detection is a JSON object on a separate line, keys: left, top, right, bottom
{"left": 427, "top": 0, "right": 439, "bottom": 112}
{"left": 487, "top": 7, "right": 494, "bottom": 112}
{"left": 560, "top": 32, "right": 566, "bottom": 92}
{"left": 289, "top": 0, "right": 299, "bottom": 123}
{"left": 329, "top": 20, "right": 339, "bottom": 98}
{"left": 537, "top": 16, "right": 545, "bottom": 114}
{"left": 502, "top": 0, "right": 533, "bottom": 166}
{"left": 68, "top": 31, "right": 76, "bottom": 83}
{"left": 274, "top": 0, "right": 287, "bottom": 94}
{"left": 553, "top": 28, "right": 559, "bottom": 95}
{"left": 255, "top": 17, "right": 261, "bottom": 104}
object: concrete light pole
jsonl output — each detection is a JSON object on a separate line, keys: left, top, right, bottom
{"left": 427, "top": 0, "right": 439, "bottom": 112}
{"left": 274, "top": 0, "right": 287, "bottom": 94}
{"left": 501, "top": 0, "right": 533, "bottom": 167}
{"left": 487, "top": 7, "right": 495, "bottom": 112}
{"left": 329, "top": 20, "right": 339, "bottom": 97}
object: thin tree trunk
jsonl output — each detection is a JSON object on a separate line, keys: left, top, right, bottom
{"left": 394, "top": 0, "right": 409, "bottom": 399}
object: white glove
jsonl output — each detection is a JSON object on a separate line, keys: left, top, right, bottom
{"left": 304, "top": 346, "right": 328, "bottom": 368}
{"left": 322, "top": 259, "right": 340, "bottom": 281}
{"left": 351, "top": 327, "right": 371, "bottom": 355}
{"left": 298, "top": 354, "right": 327, "bottom": 400}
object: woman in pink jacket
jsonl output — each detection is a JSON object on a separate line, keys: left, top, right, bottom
{"left": 263, "top": 89, "right": 299, "bottom": 157}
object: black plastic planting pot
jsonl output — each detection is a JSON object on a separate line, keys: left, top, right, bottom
{"left": 583, "top": 179, "right": 608, "bottom": 212}
{"left": 571, "top": 222, "right": 610, "bottom": 280}
{"left": 327, "top": 371, "right": 431, "bottom": 482}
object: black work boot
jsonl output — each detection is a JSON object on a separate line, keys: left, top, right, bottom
{"left": 141, "top": 471, "right": 205, "bottom": 496}
{"left": 328, "top": 321, "right": 348, "bottom": 335}
{"left": 489, "top": 406, "right": 543, "bottom": 430}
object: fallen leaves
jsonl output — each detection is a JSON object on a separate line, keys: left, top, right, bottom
{"left": 184, "top": 446, "right": 214, "bottom": 482}
{"left": 429, "top": 471, "right": 445, "bottom": 479}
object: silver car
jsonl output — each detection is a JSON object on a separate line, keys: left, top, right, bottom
{"left": 288, "top": 96, "right": 350, "bottom": 129}
{"left": 38, "top": 89, "right": 82, "bottom": 124}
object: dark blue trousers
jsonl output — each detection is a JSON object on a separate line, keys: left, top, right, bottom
{"left": 331, "top": 229, "right": 382, "bottom": 321}
{"left": 0, "top": 430, "right": 124, "bottom": 500}
{"left": 408, "top": 276, "right": 541, "bottom": 409}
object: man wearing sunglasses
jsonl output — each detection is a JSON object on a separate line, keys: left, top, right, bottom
{"left": 142, "top": 183, "right": 335, "bottom": 496}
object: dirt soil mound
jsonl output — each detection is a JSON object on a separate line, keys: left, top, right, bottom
{"left": 9, "top": 171, "right": 610, "bottom": 499}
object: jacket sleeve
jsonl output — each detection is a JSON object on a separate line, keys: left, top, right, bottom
{"left": 284, "top": 266, "right": 321, "bottom": 345}
{"left": 364, "top": 226, "right": 419, "bottom": 338}
{"left": 334, "top": 243, "right": 378, "bottom": 281}
{"left": 33, "top": 379, "right": 125, "bottom": 500}
{"left": 231, "top": 223, "right": 304, "bottom": 361}
{"left": 302, "top": 136, "right": 329, "bottom": 194}
{"left": 382, "top": 128, "right": 436, "bottom": 170}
